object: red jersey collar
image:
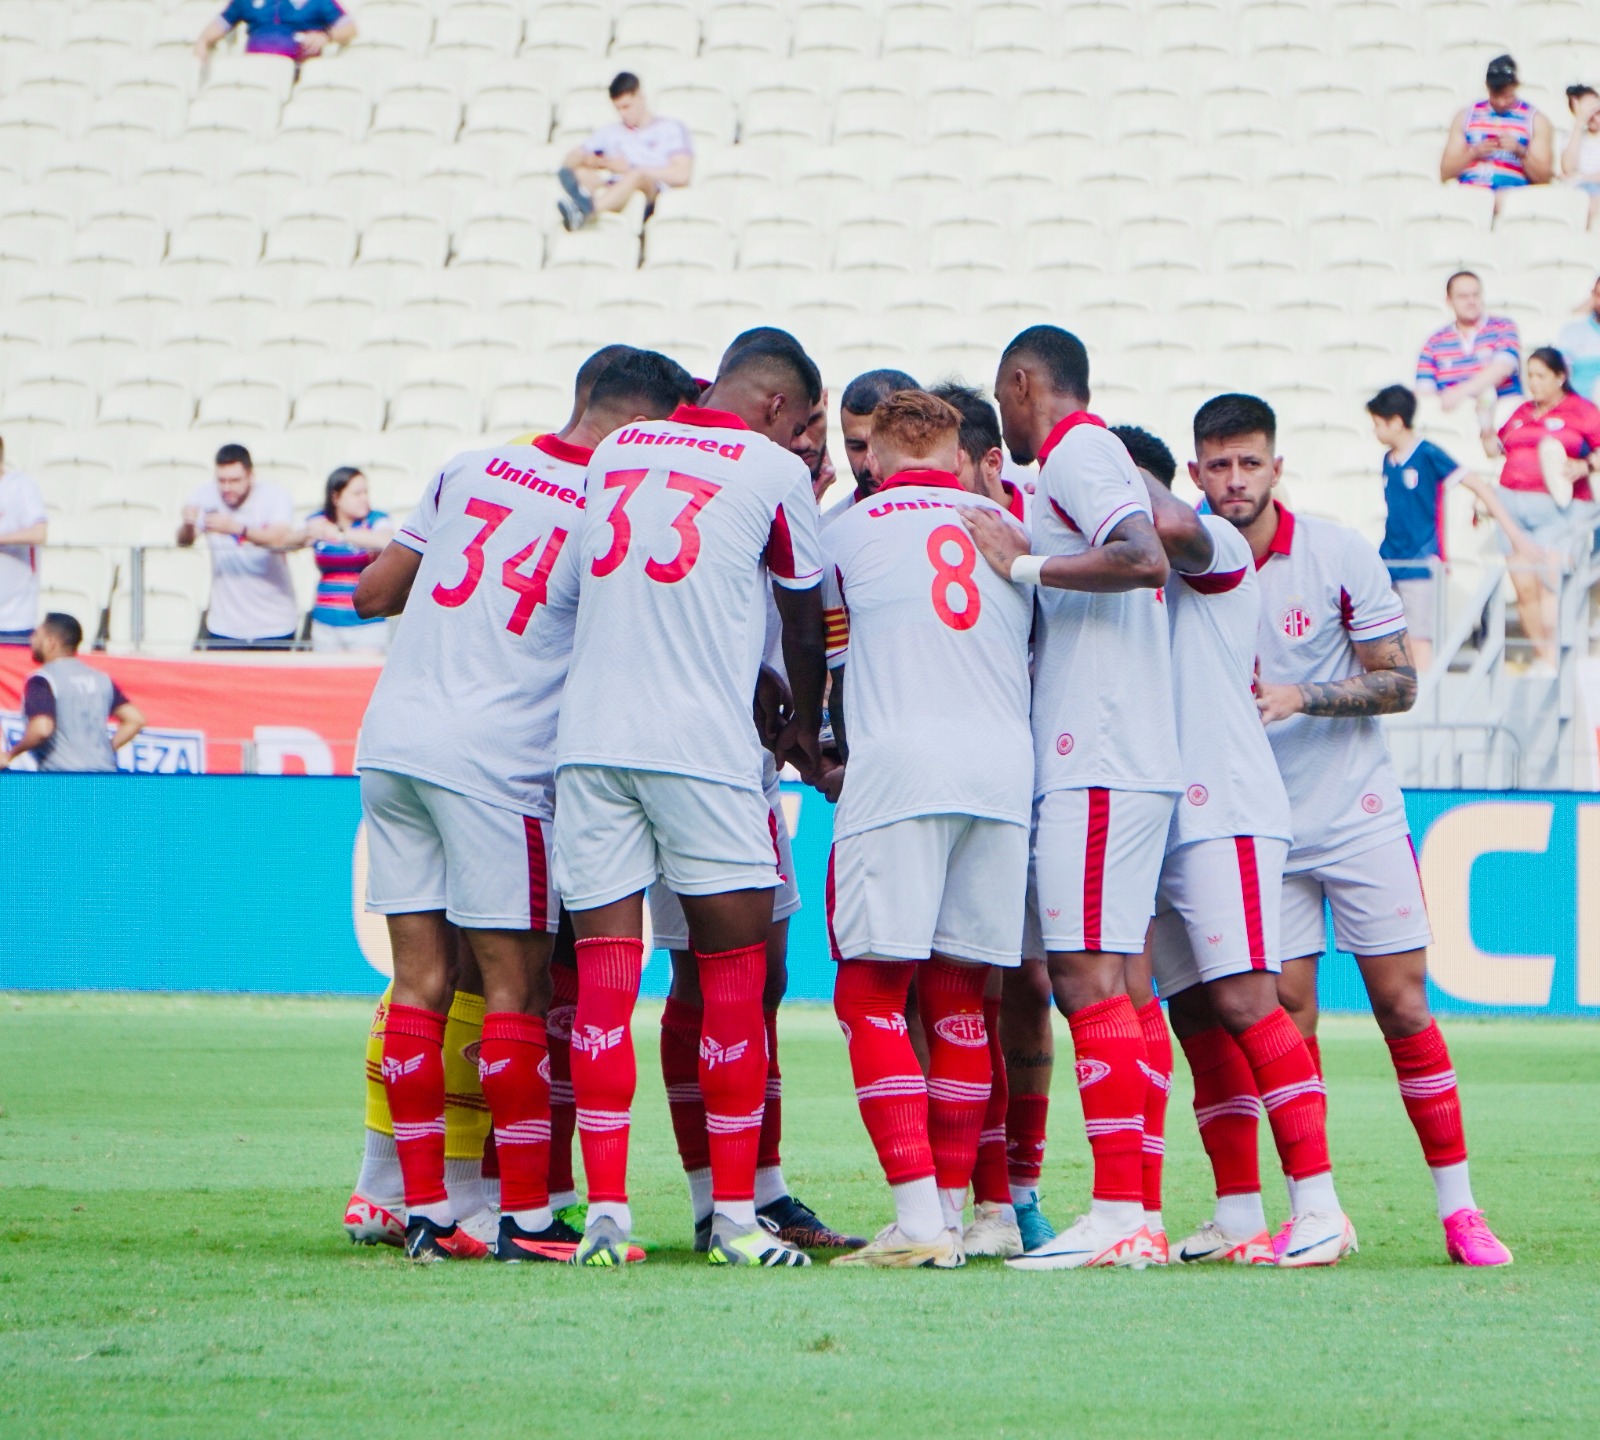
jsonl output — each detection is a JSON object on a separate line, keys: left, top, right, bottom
{"left": 530, "top": 433, "right": 594, "bottom": 466}
{"left": 877, "top": 469, "right": 965, "bottom": 493}
{"left": 1255, "top": 501, "right": 1295, "bottom": 570}
{"left": 1000, "top": 479, "right": 1027, "bottom": 522}
{"left": 671, "top": 403, "right": 750, "bottom": 431}
{"left": 1036, "top": 410, "right": 1107, "bottom": 465}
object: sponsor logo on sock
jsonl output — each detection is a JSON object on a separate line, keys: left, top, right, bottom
{"left": 867, "top": 1013, "right": 909, "bottom": 1035}
{"left": 1136, "top": 1060, "right": 1172, "bottom": 1092}
{"left": 933, "top": 1014, "right": 988, "bottom": 1047}
{"left": 546, "top": 1004, "right": 576, "bottom": 1040}
{"left": 380, "top": 1053, "right": 425, "bottom": 1081}
{"left": 477, "top": 1056, "right": 511, "bottom": 1080}
{"left": 1075, "top": 1057, "right": 1111, "bottom": 1089}
{"left": 571, "top": 1024, "right": 626, "bottom": 1058}
{"left": 698, "top": 1035, "right": 749, "bottom": 1068}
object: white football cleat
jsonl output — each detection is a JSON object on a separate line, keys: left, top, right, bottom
{"left": 456, "top": 1206, "right": 500, "bottom": 1247}
{"left": 1004, "top": 1212, "right": 1156, "bottom": 1271}
{"left": 963, "top": 1201, "right": 1023, "bottom": 1258}
{"left": 343, "top": 1192, "right": 406, "bottom": 1247}
{"left": 1276, "top": 1209, "right": 1358, "bottom": 1268}
{"left": 830, "top": 1223, "right": 965, "bottom": 1269}
{"left": 1175, "top": 1219, "right": 1276, "bottom": 1266}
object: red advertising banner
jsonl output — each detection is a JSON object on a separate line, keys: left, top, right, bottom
{"left": 0, "top": 649, "right": 382, "bottom": 773}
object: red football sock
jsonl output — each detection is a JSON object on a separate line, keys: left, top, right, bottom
{"left": 1236, "top": 1007, "right": 1330, "bottom": 1182}
{"left": 1305, "top": 1034, "right": 1322, "bottom": 1077}
{"left": 571, "top": 937, "right": 642, "bottom": 1204}
{"left": 382, "top": 1003, "right": 448, "bottom": 1209}
{"left": 834, "top": 959, "right": 934, "bottom": 1185}
{"left": 1137, "top": 998, "right": 1173, "bottom": 1213}
{"left": 1006, "top": 1092, "right": 1049, "bottom": 1191}
{"left": 919, "top": 959, "right": 992, "bottom": 1193}
{"left": 1385, "top": 1020, "right": 1467, "bottom": 1168}
{"left": 697, "top": 943, "right": 768, "bottom": 1204}
{"left": 660, "top": 994, "right": 710, "bottom": 1173}
{"left": 545, "top": 962, "right": 577, "bottom": 1197}
{"left": 1178, "top": 1025, "right": 1261, "bottom": 1198}
{"left": 971, "top": 993, "right": 1010, "bottom": 1206}
{"left": 478, "top": 1011, "right": 551, "bottom": 1214}
{"left": 757, "top": 1007, "right": 782, "bottom": 1172}
{"left": 1068, "top": 995, "right": 1148, "bottom": 1204}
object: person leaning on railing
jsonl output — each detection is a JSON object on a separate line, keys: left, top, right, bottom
{"left": 292, "top": 466, "right": 394, "bottom": 655}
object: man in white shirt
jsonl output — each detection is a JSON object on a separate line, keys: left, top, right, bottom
{"left": 557, "top": 71, "right": 694, "bottom": 231}
{"left": 0, "top": 438, "right": 48, "bottom": 646}
{"left": 177, "top": 444, "right": 299, "bottom": 648}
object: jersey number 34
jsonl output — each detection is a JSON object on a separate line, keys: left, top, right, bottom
{"left": 432, "top": 497, "right": 570, "bottom": 636}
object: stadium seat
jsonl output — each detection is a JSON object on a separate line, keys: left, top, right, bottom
{"left": 702, "top": 5, "right": 790, "bottom": 59}
{"left": 356, "top": 1, "right": 437, "bottom": 57}
{"left": 792, "top": 4, "right": 880, "bottom": 60}
{"left": 195, "top": 373, "right": 290, "bottom": 435}
{"left": 972, "top": 3, "right": 1054, "bottom": 60}
{"left": 545, "top": 217, "right": 642, "bottom": 274}
{"left": 521, "top": 2, "right": 612, "bottom": 57}
{"left": 99, "top": 372, "right": 196, "bottom": 437}
{"left": 432, "top": 3, "right": 524, "bottom": 59}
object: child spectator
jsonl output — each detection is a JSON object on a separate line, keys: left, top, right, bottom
{"left": 1561, "top": 86, "right": 1600, "bottom": 229}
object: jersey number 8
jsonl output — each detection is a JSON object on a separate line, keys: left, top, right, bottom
{"left": 927, "top": 523, "right": 981, "bottom": 631}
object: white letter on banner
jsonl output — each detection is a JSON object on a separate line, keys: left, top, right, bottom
{"left": 1420, "top": 801, "right": 1555, "bottom": 1007}
{"left": 1575, "top": 805, "right": 1600, "bottom": 1007}
{"left": 351, "top": 821, "right": 394, "bottom": 978}
{"left": 253, "top": 725, "right": 334, "bottom": 775}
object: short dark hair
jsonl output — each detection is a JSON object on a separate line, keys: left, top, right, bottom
{"left": 1366, "top": 385, "right": 1417, "bottom": 427}
{"left": 323, "top": 466, "right": 363, "bottom": 522}
{"left": 609, "top": 71, "right": 641, "bottom": 100}
{"left": 215, "top": 443, "right": 252, "bottom": 471}
{"left": 930, "top": 381, "right": 1002, "bottom": 466}
{"left": 720, "top": 334, "right": 823, "bottom": 406}
{"left": 1109, "top": 424, "right": 1176, "bottom": 486}
{"left": 588, "top": 348, "right": 701, "bottom": 415}
{"left": 841, "top": 369, "right": 918, "bottom": 417}
{"left": 1485, "top": 54, "right": 1517, "bottom": 91}
{"left": 1000, "top": 325, "right": 1090, "bottom": 400}
{"left": 573, "top": 344, "right": 637, "bottom": 412}
{"left": 1568, "top": 84, "right": 1599, "bottom": 106}
{"left": 1193, "top": 393, "right": 1277, "bottom": 452}
{"left": 40, "top": 612, "right": 82, "bottom": 651}
{"left": 1529, "top": 345, "right": 1575, "bottom": 393}
{"left": 1445, "top": 269, "right": 1479, "bottom": 297}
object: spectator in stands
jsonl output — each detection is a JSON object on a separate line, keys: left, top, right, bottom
{"left": 1558, "top": 274, "right": 1600, "bottom": 403}
{"left": 1562, "top": 86, "right": 1600, "bottom": 229}
{"left": 0, "top": 614, "right": 143, "bottom": 774}
{"left": 831, "top": 369, "right": 919, "bottom": 515}
{"left": 194, "top": 1, "right": 357, "bottom": 63}
{"left": 556, "top": 73, "right": 694, "bottom": 232}
{"left": 0, "top": 436, "right": 47, "bottom": 648}
{"left": 178, "top": 444, "right": 299, "bottom": 650}
{"left": 1441, "top": 54, "right": 1553, "bottom": 209}
{"left": 299, "top": 467, "right": 392, "bottom": 654}
{"left": 1415, "top": 271, "right": 1521, "bottom": 456}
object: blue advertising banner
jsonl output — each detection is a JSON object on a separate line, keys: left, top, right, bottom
{"left": 2, "top": 776, "right": 1596, "bottom": 1015}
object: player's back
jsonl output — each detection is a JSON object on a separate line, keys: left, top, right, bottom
{"left": 357, "top": 439, "right": 585, "bottom": 815}
{"left": 558, "top": 407, "right": 821, "bottom": 791}
{"left": 824, "top": 474, "right": 1033, "bottom": 837}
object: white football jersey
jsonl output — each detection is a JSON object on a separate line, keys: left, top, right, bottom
{"left": 822, "top": 471, "right": 1033, "bottom": 837}
{"left": 557, "top": 405, "right": 823, "bottom": 792}
{"left": 1253, "top": 504, "right": 1411, "bottom": 870}
{"left": 356, "top": 434, "right": 588, "bottom": 817}
{"left": 1166, "top": 516, "right": 1293, "bottom": 849}
{"left": 1029, "top": 415, "right": 1183, "bottom": 797}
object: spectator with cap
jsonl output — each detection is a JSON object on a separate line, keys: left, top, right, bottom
{"left": 1557, "top": 274, "right": 1600, "bottom": 403}
{"left": 1441, "top": 55, "right": 1553, "bottom": 210}
{"left": 1561, "top": 86, "right": 1600, "bottom": 229}
{"left": 178, "top": 443, "right": 299, "bottom": 650}
{"left": 298, "top": 467, "right": 392, "bottom": 654}
{"left": 194, "top": 1, "right": 356, "bottom": 63}
{"left": 827, "top": 369, "right": 920, "bottom": 522}
{"left": 1, "top": 614, "right": 143, "bottom": 773}
{"left": 0, "top": 434, "right": 47, "bottom": 648}
{"left": 556, "top": 73, "right": 694, "bottom": 232}
{"left": 1415, "top": 271, "right": 1522, "bottom": 456}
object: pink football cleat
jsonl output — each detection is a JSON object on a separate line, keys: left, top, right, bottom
{"left": 1270, "top": 1218, "right": 1294, "bottom": 1261}
{"left": 344, "top": 1193, "right": 406, "bottom": 1247}
{"left": 1443, "top": 1208, "right": 1513, "bottom": 1266}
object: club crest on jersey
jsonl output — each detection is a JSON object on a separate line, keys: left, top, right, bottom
{"left": 572, "top": 1023, "right": 626, "bottom": 1058}
{"left": 867, "top": 1013, "right": 909, "bottom": 1035}
{"left": 699, "top": 1035, "right": 749, "bottom": 1068}
{"left": 1361, "top": 792, "right": 1384, "bottom": 814}
{"left": 933, "top": 1014, "right": 988, "bottom": 1048}
{"left": 1187, "top": 783, "right": 1209, "bottom": 806}
{"left": 1281, "top": 605, "right": 1315, "bottom": 639}
{"left": 546, "top": 1004, "right": 577, "bottom": 1040}
{"left": 478, "top": 1056, "right": 511, "bottom": 1081}
{"left": 380, "top": 1054, "right": 424, "bottom": 1081}
{"left": 1075, "top": 1058, "right": 1111, "bottom": 1089}
{"left": 1056, "top": 733, "right": 1074, "bottom": 755}
{"left": 1046, "top": 907, "right": 1061, "bottom": 919}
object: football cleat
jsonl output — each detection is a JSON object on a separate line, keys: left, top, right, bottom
{"left": 1276, "top": 1209, "right": 1359, "bottom": 1268}
{"left": 1146, "top": 1227, "right": 1170, "bottom": 1266}
{"left": 491, "top": 1212, "right": 582, "bottom": 1263}
{"left": 1175, "top": 1219, "right": 1276, "bottom": 1266}
{"left": 343, "top": 1193, "right": 405, "bottom": 1247}
{"left": 456, "top": 1207, "right": 500, "bottom": 1247}
{"left": 757, "top": 1194, "right": 864, "bottom": 1249}
{"left": 1004, "top": 1213, "right": 1157, "bottom": 1271}
{"left": 553, "top": 1200, "right": 587, "bottom": 1234}
{"left": 693, "top": 1215, "right": 714, "bottom": 1253}
{"left": 404, "top": 1215, "right": 490, "bottom": 1262}
{"left": 1014, "top": 1197, "right": 1057, "bottom": 1253}
{"left": 829, "top": 1223, "right": 964, "bottom": 1269}
{"left": 963, "top": 1201, "right": 1023, "bottom": 1258}
{"left": 571, "top": 1215, "right": 644, "bottom": 1267}
{"left": 1443, "top": 1208, "right": 1513, "bottom": 1267}
{"left": 1270, "top": 1218, "right": 1294, "bottom": 1261}
{"left": 707, "top": 1217, "right": 811, "bottom": 1267}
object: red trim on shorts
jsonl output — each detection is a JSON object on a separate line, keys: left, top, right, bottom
{"left": 1234, "top": 835, "right": 1266, "bottom": 967}
{"left": 1407, "top": 834, "right": 1427, "bottom": 906}
{"left": 824, "top": 844, "right": 841, "bottom": 961}
{"left": 523, "top": 816, "right": 549, "bottom": 930}
{"left": 767, "top": 805, "right": 786, "bottom": 883}
{"left": 1083, "top": 788, "right": 1111, "bottom": 951}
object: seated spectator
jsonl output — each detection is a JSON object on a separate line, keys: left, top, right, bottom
{"left": 1562, "top": 86, "right": 1600, "bottom": 229}
{"left": 178, "top": 444, "right": 299, "bottom": 650}
{"left": 1415, "top": 271, "right": 1522, "bottom": 456}
{"left": 0, "top": 614, "right": 143, "bottom": 774}
{"left": 1442, "top": 54, "right": 1553, "bottom": 209}
{"left": 0, "top": 434, "right": 47, "bottom": 648}
{"left": 194, "top": 1, "right": 356, "bottom": 63}
{"left": 556, "top": 73, "right": 693, "bottom": 232}
{"left": 1557, "top": 274, "right": 1600, "bottom": 403}
{"left": 299, "top": 466, "right": 392, "bottom": 654}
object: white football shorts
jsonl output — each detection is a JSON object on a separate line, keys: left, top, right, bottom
{"left": 826, "top": 813, "right": 1028, "bottom": 968}
{"left": 651, "top": 768, "right": 799, "bottom": 950}
{"left": 1280, "top": 833, "right": 1434, "bottom": 960}
{"left": 1031, "top": 787, "right": 1175, "bottom": 956}
{"left": 553, "top": 764, "right": 782, "bottom": 912}
{"left": 361, "top": 767, "right": 557, "bottom": 932}
{"left": 1150, "top": 835, "right": 1290, "bottom": 997}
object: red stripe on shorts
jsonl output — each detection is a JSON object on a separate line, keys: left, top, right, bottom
{"left": 1083, "top": 787, "right": 1110, "bottom": 952}
{"left": 824, "top": 843, "right": 841, "bottom": 961}
{"left": 523, "top": 815, "right": 549, "bottom": 931}
{"left": 1234, "top": 835, "right": 1266, "bottom": 967}
{"left": 768, "top": 804, "right": 786, "bottom": 883}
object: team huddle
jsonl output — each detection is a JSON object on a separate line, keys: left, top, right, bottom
{"left": 339, "top": 322, "right": 1513, "bottom": 1272}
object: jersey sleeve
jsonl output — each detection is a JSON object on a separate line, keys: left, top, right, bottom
{"left": 1575, "top": 403, "right": 1600, "bottom": 456}
{"left": 1421, "top": 440, "right": 1466, "bottom": 487}
{"left": 1339, "top": 533, "right": 1409, "bottom": 642}
{"left": 10, "top": 473, "right": 47, "bottom": 527}
{"left": 1415, "top": 336, "right": 1440, "bottom": 388}
{"left": 765, "top": 467, "right": 823, "bottom": 589}
{"left": 219, "top": 0, "right": 250, "bottom": 24}
{"left": 1046, "top": 427, "right": 1150, "bottom": 546}
{"left": 1181, "top": 516, "right": 1251, "bottom": 595}
{"left": 21, "top": 674, "right": 54, "bottom": 720}
{"left": 108, "top": 682, "right": 130, "bottom": 712}
{"left": 822, "top": 561, "right": 849, "bottom": 669}
{"left": 395, "top": 469, "right": 447, "bottom": 554}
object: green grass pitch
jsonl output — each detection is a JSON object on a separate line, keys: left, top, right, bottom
{"left": 1, "top": 995, "right": 1597, "bottom": 1439}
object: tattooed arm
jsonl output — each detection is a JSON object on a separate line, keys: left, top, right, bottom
{"left": 1257, "top": 631, "right": 1418, "bottom": 723}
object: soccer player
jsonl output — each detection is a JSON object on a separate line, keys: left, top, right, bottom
{"left": 1191, "top": 392, "right": 1511, "bottom": 1267}
{"left": 829, "top": 368, "right": 919, "bottom": 517}
{"left": 553, "top": 336, "right": 828, "bottom": 1268}
{"left": 818, "top": 390, "right": 1033, "bottom": 1268}
{"left": 351, "top": 350, "right": 698, "bottom": 1263}
{"left": 1126, "top": 421, "right": 1355, "bottom": 1268}
{"left": 511, "top": 343, "right": 638, "bottom": 446}
{"left": 962, "top": 326, "right": 1180, "bottom": 1272}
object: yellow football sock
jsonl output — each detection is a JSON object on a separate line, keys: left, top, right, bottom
{"left": 363, "top": 985, "right": 394, "bottom": 1137}
{"left": 443, "top": 990, "right": 491, "bottom": 1162}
